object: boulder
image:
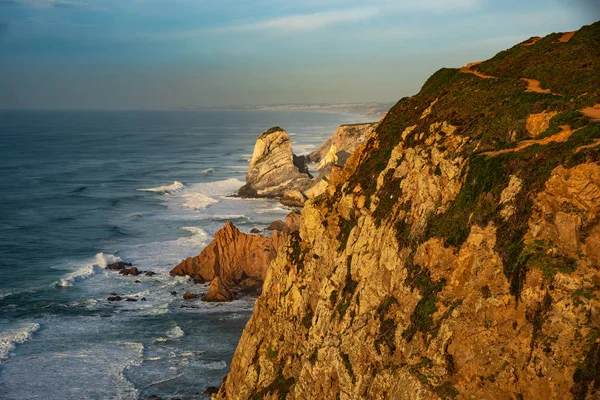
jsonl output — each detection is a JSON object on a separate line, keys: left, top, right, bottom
{"left": 238, "top": 127, "right": 313, "bottom": 199}
{"left": 119, "top": 267, "right": 140, "bottom": 276}
{"left": 145, "top": 271, "right": 156, "bottom": 277}
{"left": 106, "top": 261, "right": 132, "bottom": 270}
{"left": 249, "top": 228, "right": 261, "bottom": 234}
{"left": 183, "top": 291, "right": 198, "bottom": 300}
{"left": 201, "top": 277, "right": 235, "bottom": 302}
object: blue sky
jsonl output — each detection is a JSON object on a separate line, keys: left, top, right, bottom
{"left": 0, "top": 0, "right": 598, "bottom": 109}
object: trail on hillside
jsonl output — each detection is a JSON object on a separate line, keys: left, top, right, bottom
{"left": 521, "top": 78, "right": 560, "bottom": 95}
{"left": 521, "top": 37, "right": 541, "bottom": 46}
{"left": 559, "top": 31, "right": 576, "bottom": 43}
{"left": 581, "top": 104, "right": 600, "bottom": 121}
{"left": 459, "top": 62, "right": 495, "bottom": 79}
{"left": 483, "top": 125, "right": 574, "bottom": 156}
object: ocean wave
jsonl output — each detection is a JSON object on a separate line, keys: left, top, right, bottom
{"left": 186, "top": 178, "right": 243, "bottom": 197}
{"left": 198, "top": 360, "right": 227, "bottom": 370}
{"left": 200, "top": 168, "right": 216, "bottom": 174}
{"left": 181, "top": 227, "right": 209, "bottom": 241}
{"left": 181, "top": 193, "right": 219, "bottom": 210}
{"left": 166, "top": 324, "right": 185, "bottom": 339}
{"left": 56, "top": 252, "right": 118, "bottom": 288}
{"left": 0, "top": 322, "right": 41, "bottom": 361}
{"left": 140, "top": 373, "right": 184, "bottom": 389}
{"left": 0, "top": 291, "right": 12, "bottom": 300}
{"left": 138, "top": 181, "right": 185, "bottom": 194}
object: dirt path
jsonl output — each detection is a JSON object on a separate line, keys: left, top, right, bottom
{"left": 521, "top": 78, "right": 560, "bottom": 95}
{"left": 459, "top": 62, "right": 495, "bottom": 79}
{"left": 483, "top": 125, "right": 574, "bottom": 156}
{"left": 575, "top": 139, "right": 600, "bottom": 153}
{"left": 581, "top": 104, "right": 600, "bottom": 121}
{"left": 559, "top": 31, "right": 576, "bottom": 43}
{"left": 522, "top": 37, "right": 541, "bottom": 47}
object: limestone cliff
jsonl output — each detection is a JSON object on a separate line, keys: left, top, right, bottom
{"left": 170, "top": 220, "right": 297, "bottom": 286}
{"left": 217, "top": 22, "right": 600, "bottom": 399}
{"left": 238, "top": 127, "right": 313, "bottom": 206}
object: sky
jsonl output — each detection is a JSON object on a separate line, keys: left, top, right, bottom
{"left": 0, "top": 0, "right": 598, "bottom": 109}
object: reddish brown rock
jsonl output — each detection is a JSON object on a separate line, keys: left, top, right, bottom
{"left": 170, "top": 220, "right": 293, "bottom": 286}
{"left": 119, "top": 267, "right": 140, "bottom": 276}
{"left": 201, "top": 277, "right": 235, "bottom": 302}
{"left": 183, "top": 291, "right": 198, "bottom": 300}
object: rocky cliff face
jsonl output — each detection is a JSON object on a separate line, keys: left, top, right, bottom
{"left": 238, "top": 127, "right": 314, "bottom": 206}
{"left": 170, "top": 220, "right": 297, "bottom": 286}
{"left": 217, "top": 22, "right": 600, "bottom": 399}
{"left": 309, "top": 122, "right": 378, "bottom": 164}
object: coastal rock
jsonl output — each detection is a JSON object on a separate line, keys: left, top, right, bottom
{"left": 106, "top": 261, "right": 132, "bottom": 270}
{"left": 249, "top": 228, "right": 261, "bottom": 234}
{"left": 216, "top": 23, "right": 600, "bottom": 400}
{"left": 119, "top": 267, "right": 140, "bottom": 276}
{"left": 308, "top": 123, "right": 376, "bottom": 164}
{"left": 107, "top": 296, "right": 122, "bottom": 301}
{"left": 125, "top": 298, "right": 137, "bottom": 302}
{"left": 237, "top": 127, "right": 313, "bottom": 200}
{"left": 201, "top": 276, "right": 236, "bottom": 302}
{"left": 183, "top": 291, "right": 198, "bottom": 300}
{"left": 145, "top": 271, "right": 156, "bottom": 277}
{"left": 170, "top": 219, "right": 293, "bottom": 286}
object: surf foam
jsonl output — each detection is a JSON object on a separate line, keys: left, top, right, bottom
{"left": 138, "top": 181, "right": 185, "bottom": 193}
{"left": 0, "top": 322, "right": 41, "bottom": 361}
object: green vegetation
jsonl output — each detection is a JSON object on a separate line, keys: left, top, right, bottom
{"left": 571, "top": 342, "right": 600, "bottom": 400}
{"left": 251, "top": 369, "right": 296, "bottom": 400}
{"left": 374, "top": 296, "right": 399, "bottom": 354}
{"left": 337, "top": 212, "right": 358, "bottom": 252}
{"left": 340, "top": 352, "right": 356, "bottom": 383}
{"left": 301, "top": 309, "right": 314, "bottom": 330}
{"left": 289, "top": 232, "right": 305, "bottom": 271}
{"left": 403, "top": 265, "right": 446, "bottom": 342}
{"left": 334, "top": 256, "right": 358, "bottom": 319}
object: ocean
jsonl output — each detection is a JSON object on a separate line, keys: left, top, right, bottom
{"left": 0, "top": 109, "right": 365, "bottom": 399}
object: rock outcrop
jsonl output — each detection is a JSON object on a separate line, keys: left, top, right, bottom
{"left": 238, "top": 127, "right": 313, "bottom": 206}
{"left": 308, "top": 122, "right": 377, "bottom": 165}
{"left": 216, "top": 22, "right": 600, "bottom": 400}
{"left": 201, "top": 276, "right": 236, "bottom": 302}
{"left": 170, "top": 216, "right": 299, "bottom": 286}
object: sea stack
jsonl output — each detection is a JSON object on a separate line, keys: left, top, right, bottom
{"left": 237, "top": 126, "right": 314, "bottom": 206}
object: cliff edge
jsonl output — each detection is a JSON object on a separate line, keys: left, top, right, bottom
{"left": 217, "top": 22, "right": 600, "bottom": 400}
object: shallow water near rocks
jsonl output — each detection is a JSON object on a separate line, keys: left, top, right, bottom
{"left": 0, "top": 109, "right": 364, "bottom": 399}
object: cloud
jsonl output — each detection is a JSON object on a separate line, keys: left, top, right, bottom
{"left": 223, "top": 7, "right": 381, "bottom": 32}
{"left": 0, "top": 0, "right": 102, "bottom": 10}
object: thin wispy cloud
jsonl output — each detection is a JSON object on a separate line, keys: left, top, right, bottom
{"left": 0, "top": 0, "right": 104, "bottom": 10}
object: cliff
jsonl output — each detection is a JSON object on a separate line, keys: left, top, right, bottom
{"left": 217, "top": 22, "right": 600, "bottom": 399}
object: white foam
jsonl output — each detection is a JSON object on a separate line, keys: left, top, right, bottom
{"left": 56, "top": 253, "right": 117, "bottom": 288}
{"left": 181, "top": 193, "right": 219, "bottom": 210}
{"left": 200, "top": 168, "right": 215, "bottom": 175}
{"left": 198, "top": 360, "right": 227, "bottom": 370}
{"left": 0, "top": 322, "right": 40, "bottom": 361}
{"left": 166, "top": 325, "right": 185, "bottom": 339}
{"left": 181, "top": 227, "right": 209, "bottom": 241}
{"left": 186, "top": 178, "right": 243, "bottom": 197}
{"left": 138, "top": 181, "right": 185, "bottom": 193}
{"left": 0, "top": 291, "right": 12, "bottom": 300}
{"left": 141, "top": 373, "right": 184, "bottom": 389}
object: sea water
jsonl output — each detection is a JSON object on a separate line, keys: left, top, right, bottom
{"left": 0, "top": 109, "right": 365, "bottom": 399}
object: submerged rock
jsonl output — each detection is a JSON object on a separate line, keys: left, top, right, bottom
{"left": 107, "top": 296, "right": 122, "bottom": 302}
{"left": 201, "top": 276, "right": 235, "bottom": 302}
